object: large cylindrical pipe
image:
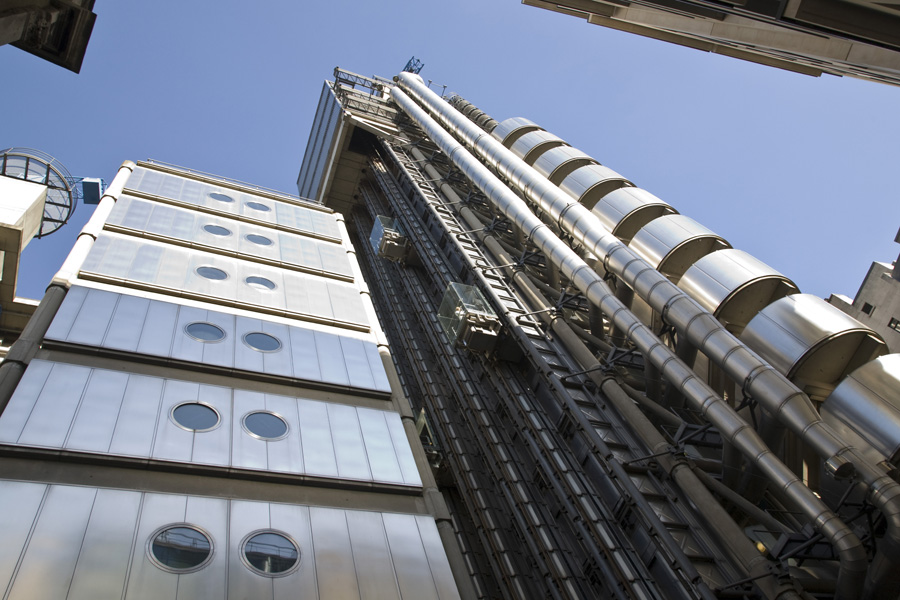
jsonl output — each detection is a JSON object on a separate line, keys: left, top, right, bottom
{"left": 394, "top": 72, "right": 900, "bottom": 597}
{"left": 390, "top": 81, "right": 867, "bottom": 600}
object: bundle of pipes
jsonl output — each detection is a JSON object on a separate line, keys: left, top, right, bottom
{"left": 392, "top": 72, "right": 900, "bottom": 599}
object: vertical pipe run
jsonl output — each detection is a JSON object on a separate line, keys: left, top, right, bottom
{"left": 389, "top": 83, "right": 868, "bottom": 600}
{"left": 394, "top": 73, "right": 900, "bottom": 598}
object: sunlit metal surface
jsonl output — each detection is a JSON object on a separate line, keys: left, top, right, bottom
{"left": 678, "top": 249, "right": 798, "bottom": 334}
{"left": 558, "top": 163, "right": 632, "bottom": 211}
{"left": 741, "top": 293, "right": 888, "bottom": 393}
{"left": 0, "top": 360, "right": 417, "bottom": 484}
{"left": 44, "top": 286, "right": 389, "bottom": 393}
{"left": 508, "top": 129, "right": 568, "bottom": 165}
{"left": 490, "top": 116, "right": 540, "bottom": 147}
{"left": 589, "top": 187, "right": 676, "bottom": 244}
{"left": 822, "top": 354, "right": 900, "bottom": 467}
{"left": 629, "top": 214, "right": 731, "bottom": 282}
{"left": 0, "top": 481, "right": 456, "bottom": 599}
{"left": 533, "top": 145, "right": 598, "bottom": 185}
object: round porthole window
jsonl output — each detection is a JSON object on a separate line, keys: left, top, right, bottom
{"left": 208, "top": 192, "right": 234, "bottom": 203}
{"left": 243, "top": 332, "right": 282, "bottom": 352}
{"left": 245, "top": 276, "right": 276, "bottom": 291}
{"left": 184, "top": 322, "right": 226, "bottom": 342}
{"left": 196, "top": 266, "right": 228, "bottom": 280}
{"left": 242, "top": 411, "right": 288, "bottom": 440}
{"left": 245, "top": 201, "right": 271, "bottom": 212}
{"left": 149, "top": 525, "right": 213, "bottom": 572}
{"left": 172, "top": 402, "right": 220, "bottom": 432}
{"left": 203, "top": 224, "right": 231, "bottom": 237}
{"left": 242, "top": 531, "right": 299, "bottom": 576}
{"left": 245, "top": 234, "right": 273, "bottom": 246}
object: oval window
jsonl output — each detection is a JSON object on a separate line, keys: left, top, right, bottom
{"left": 242, "top": 531, "right": 299, "bottom": 576}
{"left": 243, "top": 332, "right": 282, "bottom": 352}
{"left": 208, "top": 192, "right": 234, "bottom": 203}
{"left": 184, "top": 322, "right": 226, "bottom": 342}
{"left": 172, "top": 402, "right": 220, "bottom": 432}
{"left": 150, "top": 525, "right": 213, "bottom": 572}
{"left": 245, "top": 276, "right": 276, "bottom": 291}
{"left": 196, "top": 266, "right": 228, "bottom": 280}
{"left": 203, "top": 224, "right": 231, "bottom": 236}
{"left": 245, "top": 201, "right": 271, "bottom": 212}
{"left": 245, "top": 234, "right": 273, "bottom": 246}
{"left": 243, "top": 411, "right": 288, "bottom": 440}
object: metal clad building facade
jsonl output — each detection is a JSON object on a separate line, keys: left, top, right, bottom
{"left": 0, "top": 162, "right": 462, "bottom": 599}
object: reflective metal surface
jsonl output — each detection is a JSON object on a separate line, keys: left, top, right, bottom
{"left": 629, "top": 215, "right": 731, "bottom": 282}
{"left": 0, "top": 360, "right": 417, "bottom": 484}
{"left": 558, "top": 163, "right": 633, "bottom": 211}
{"left": 127, "top": 166, "right": 341, "bottom": 241}
{"left": 0, "top": 481, "right": 458, "bottom": 599}
{"left": 79, "top": 232, "right": 368, "bottom": 328}
{"left": 490, "top": 117, "right": 540, "bottom": 147}
{"left": 741, "top": 293, "right": 888, "bottom": 392}
{"left": 392, "top": 78, "right": 868, "bottom": 593}
{"left": 106, "top": 194, "right": 353, "bottom": 278}
{"left": 822, "top": 354, "right": 900, "bottom": 466}
{"left": 44, "top": 286, "right": 390, "bottom": 392}
{"left": 590, "top": 187, "right": 677, "bottom": 244}
{"left": 508, "top": 130, "right": 567, "bottom": 165}
{"left": 533, "top": 145, "right": 598, "bottom": 185}
{"left": 678, "top": 249, "right": 798, "bottom": 334}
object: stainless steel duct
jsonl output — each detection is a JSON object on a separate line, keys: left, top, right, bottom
{"left": 389, "top": 80, "right": 869, "bottom": 600}
{"left": 391, "top": 77, "right": 900, "bottom": 599}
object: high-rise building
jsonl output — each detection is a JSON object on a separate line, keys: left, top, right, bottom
{"left": 295, "top": 68, "right": 900, "bottom": 599}
{"left": 524, "top": 0, "right": 900, "bottom": 86}
{"left": 1, "top": 66, "right": 899, "bottom": 600}
{"left": 0, "top": 1, "right": 97, "bottom": 73}
{"left": 828, "top": 228, "right": 900, "bottom": 352}
{"left": 0, "top": 159, "right": 465, "bottom": 599}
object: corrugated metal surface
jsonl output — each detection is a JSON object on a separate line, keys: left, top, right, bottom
{"left": 126, "top": 166, "right": 340, "bottom": 240}
{"left": 296, "top": 82, "right": 343, "bottom": 202}
{"left": 106, "top": 195, "right": 352, "bottom": 279}
{"left": 0, "top": 482, "right": 457, "bottom": 600}
{"left": 79, "top": 233, "right": 368, "bottom": 328}
{"left": 0, "top": 360, "right": 418, "bottom": 486}
{"left": 44, "top": 287, "right": 389, "bottom": 392}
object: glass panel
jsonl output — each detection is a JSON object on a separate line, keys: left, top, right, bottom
{"left": 245, "top": 276, "right": 276, "bottom": 291}
{"left": 203, "top": 224, "right": 231, "bottom": 236}
{"left": 150, "top": 526, "right": 212, "bottom": 570}
{"left": 208, "top": 192, "right": 234, "bottom": 203}
{"left": 245, "top": 234, "right": 273, "bottom": 246}
{"left": 184, "top": 322, "right": 226, "bottom": 342}
{"left": 196, "top": 266, "right": 228, "bottom": 280}
{"left": 246, "top": 201, "right": 271, "bottom": 212}
{"left": 243, "top": 531, "right": 298, "bottom": 574}
{"left": 172, "top": 403, "right": 220, "bottom": 431}
{"left": 243, "top": 412, "right": 288, "bottom": 440}
{"left": 243, "top": 332, "right": 282, "bottom": 352}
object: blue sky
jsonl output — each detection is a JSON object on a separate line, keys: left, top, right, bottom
{"left": 2, "top": 0, "right": 898, "bottom": 301}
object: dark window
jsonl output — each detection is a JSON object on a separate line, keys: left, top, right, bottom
{"left": 172, "top": 403, "right": 220, "bottom": 432}
{"left": 243, "top": 332, "right": 282, "bottom": 352}
{"left": 246, "top": 201, "right": 271, "bottom": 212}
{"left": 245, "top": 234, "right": 273, "bottom": 246}
{"left": 243, "top": 531, "right": 299, "bottom": 575}
{"left": 196, "top": 266, "right": 228, "bottom": 280}
{"left": 203, "top": 224, "right": 231, "bottom": 237}
{"left": 243, "top": 411, "right": 288, "bottom": 440}
{"left": 862, "top": 302, "right": 875, "bottom": 315}
{"left": 245, "top": 276, "right": 276, "bottom": 291}
{"left": 150, "top": 526, "right": 212, "bottom": 571}
{"left": 208, "top": 192, "right": 234, "bottom": 203}
{"left": 889, "top": 317, "right": 900, "bottom": 333}
{"left": 185, "top": 322, "right": 226, "bottom": 342}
